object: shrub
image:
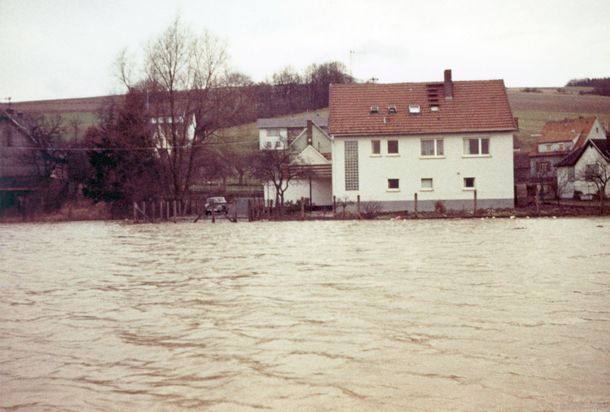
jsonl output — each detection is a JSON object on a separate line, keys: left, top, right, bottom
{"left": 361, "top": 201, "right": 382, "bottom": 219}
{"left": 434, "top": 200, "right": 447, "bottom": 214}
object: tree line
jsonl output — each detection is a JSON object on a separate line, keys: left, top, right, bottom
{"left": 566, "top": 77, "right": 610, "bottom": 96}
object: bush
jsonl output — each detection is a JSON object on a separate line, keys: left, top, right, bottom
{"left": 434, "top": 201, "right": 447, "bottom": 214}
{"left": 361, "top": 201, "right": 382, "bottom": 219}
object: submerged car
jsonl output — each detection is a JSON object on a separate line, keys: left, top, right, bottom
{"left": 204, "top": 196, "right": 228, "bottom": 215}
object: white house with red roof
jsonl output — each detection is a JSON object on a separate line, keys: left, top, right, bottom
{"left": 530, "top": 116, "right": 606, "bottom": 180}
{"left": 556, "top": 138, "right": 610, "bottom": 200}
{"left": 257, "top": 116, "right": 332, "bottom": 207}
{"left": 329, "top": 70, "right": 518, "bottom": 211}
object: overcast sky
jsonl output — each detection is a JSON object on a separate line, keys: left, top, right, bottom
{"left": 1, "top": 0, "right": 609, "bottom": 102}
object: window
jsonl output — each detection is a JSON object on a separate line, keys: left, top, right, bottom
{"left": 430, "top": 105, "right": 440, "bottom": 112}
{"left": 387, "top": 140, "right": 399, "bottom": 154}
{"left": 421, "top": 139, "right": 444, "bottom": 157}
{"left": 388, "top": 178, "right": 400, "bottom": 190}
{"left": 421, "top": 178, "right": 433, "bottom": 190}
{"left": 370, "top": 105, "right": 379, "bottom": 113}
{"left": 344, "top": 141, "right": 359, "bottom": 190}
{"left": 537, "top": 161, "right": 550, "bottom": 174}
{"left": 558, "top": 143, "right": 565, "bottom": 151}
{"left": 545, "top": 144, "right": 552, "bottom": 152}
{"left": 267, "top": 128, "right": 280, "bottom": 137}
{"left": 387, "top": 105, "right": 397, "bottom": 114}
{"left": 464, "top": 138, "right": 490, "bottom": 156}
{"left": 408, "top": 104, "right": 421, "bottom": 114}
{"left": 463, "top": 177, "right": 476, "bottom": 189}
{"left": 371, "top": 140, "right": 380, "bottom": 155}
{"left": 4, "top": 129, "right": 13, "bottom": 147}
{"left": 585, "top": 164, "right": 599, "bottom": 181}
{"left": 568, "top": 167, "right": 575, "bottom": 182}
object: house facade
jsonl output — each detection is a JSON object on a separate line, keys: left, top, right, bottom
{"left": 329, "top": 70, "right": 518, "bottom": 211}
{"left": 258, "top": 117, "right": 332, "bottom": 207}
{"left": 0, "top": 110, "right": 42, "bottom": 212}
{"left": 529, "top": 116, "right": 606, "bottom": 182}
{"left": 257, "top": 114, "right": 328, "bottom": 150}
{"left": 556, "top": 138, "right": 610, "bottom": 200}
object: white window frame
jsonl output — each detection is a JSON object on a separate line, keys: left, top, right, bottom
{"left": 420, "top": 138, "right": 444, "bottom": 158}
{"left": 463, "top": 137, "right": 490, "bottom": 157}
{"left": 420, "top": 178, "right": 434, "bottom": 191}
{"left": 463, "top": 177, "right": 476, "bottom": 190}
{"left": 266, "top": 128, "right": 280, "bottom": 137}
{"left": 387, "top": 139, "right": 399, "bottom": 156}
{"left": 371, "top": 139, "right": 381, "bottom": 156}
{"left": 387, "top": 178, "right": 400, "bottom": 192}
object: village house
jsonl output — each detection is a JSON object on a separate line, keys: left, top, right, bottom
{"left": 257, "top": 115, "right": 332, "bottom": 207}
{"left": 529, "top": 116, "right": 606, "bottom": 181}
{"left": 0, "top": 109, "right": 42, "bottom": 212}
{"left": 257, "top": 114, "right": 328, "bottom": 150}
{"left": 328, "top": 70, "right": 518, "bottom": 211}
{"left": 556, "top": 137, "right": 610, "bottom": 200}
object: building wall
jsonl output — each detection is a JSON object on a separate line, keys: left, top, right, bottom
{"left": 537, "top": 141, "right": 573, "bottom": 154}
{"left": 0, "top": 120, "right": 38, "bottom": 178}
{"left": 557, "top": 145, "right": 610, "bottom": 199}
{"left": 331, "top": 132, "right": 515, "bottom": 211}
{"left": 259, "top": 127, "right": 288, "bottom": 150}
{"left": 587, "top": 118, "right": 607, "bottom": 140}
{"left": 264, "top": 177, "right": 333, "bottom": 206}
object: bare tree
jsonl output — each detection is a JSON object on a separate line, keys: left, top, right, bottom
{"left": 250, "top": 148, "right": 303, "bottom": 214}
{"left": 579, "top": 161, "right": 610, "bottom": 213}
{"left": 117, "top": 17, "right": 252, "bottom": 202}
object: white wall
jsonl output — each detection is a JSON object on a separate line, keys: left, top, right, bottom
{"left": 332, "top": 132, "right": 514, "bottom": 208}
{"left": 587, "top": 118, "right": 607, "bottom": 140}
{"left": 264, "top": 178, "right": 333, "bottom": 206}
{"left": 259, "top": 128, "right": 288, "bottom": 150}
{"left": 558, "top": 145, "right": 610, "bottom": 199}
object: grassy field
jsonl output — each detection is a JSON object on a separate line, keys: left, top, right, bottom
{"left": 507, "top": 88, "right": 610, "bottom": 151}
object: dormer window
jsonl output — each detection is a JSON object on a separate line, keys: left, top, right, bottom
{"left": 430, "top": 105, "right": 439, "bottom": 112}
{"left": 387, "top": 105, "right": 397, "bottom": 114}
{"left": 408, "top": 104, "right": 421, "bottom": 114}
{"left": 370, "top": 105, "right": 379, "bottom": 114}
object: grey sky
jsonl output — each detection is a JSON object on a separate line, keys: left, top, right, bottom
{"left": 1, "top": 0, "right": 609, "bottom": 102}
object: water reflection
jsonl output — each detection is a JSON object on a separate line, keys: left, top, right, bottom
{"left": 1, "top": 218, "right": 609, "bottom": 411}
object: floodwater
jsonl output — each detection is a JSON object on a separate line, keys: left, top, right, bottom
{"left": 1, "top": 218, "right": 609, "bottom": 411}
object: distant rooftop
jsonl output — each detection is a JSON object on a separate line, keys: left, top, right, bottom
{"left": 257, "top": 114, "right": 328, "bottom": 129}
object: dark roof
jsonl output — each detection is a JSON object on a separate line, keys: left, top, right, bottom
{"left": 329, "top": 79, "right": 517, "bottom": 136}
{"left": 556, "top": 139, "right": 610, "bottom": 167}
{"left": 257, "top": 114, "right": 328, "bottom": 129}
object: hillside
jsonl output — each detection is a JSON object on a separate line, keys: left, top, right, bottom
{"left": 507, "top": 88, "right": 610, "bottom": 151}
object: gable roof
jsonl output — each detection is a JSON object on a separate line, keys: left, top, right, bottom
{"left": 538, "top": 116, "right": 596, "bottom": 145}
{"left": 257, "top": 114, "right": 328, "bottom": 129}
{"left": 556, "top": 139, "right": 610, "bottom": 167}
{"left": 329, "top": 79, "right": 517, "bottom": 137}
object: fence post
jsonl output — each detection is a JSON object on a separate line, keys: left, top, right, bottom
{"left": 333, "top": 196, "right": 336, "bottom": 217}
{"left": 301, "top": 197, "right": 305, "bottom": 220}
{"left": 133, "top": 202, "right": 137, "bottom": 222}
{"left": 357, "top": 195, "right": 361, "bottom": 219}
{"left": 173, "top": 200, "right": 177, "bottom": 223}
{"left": 248, "top": 199, "right": 252, "bottom": 222}
{"left": 414, "top": 193, "right": 418, "bottom": 215}
{"left": 473, "top": 189, "right": 478, "bottom": 215}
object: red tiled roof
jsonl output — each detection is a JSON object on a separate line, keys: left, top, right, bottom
{"left": 538, "top": 117, "right": 596, "bottom": 145}
{"left": 329, "top": 80, "right": 517, "bottom": 136}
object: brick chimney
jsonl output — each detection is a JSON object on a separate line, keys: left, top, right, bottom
{"left": 306, "top": 120, "right": 313, "bottom": 145}
{"left": 444, "top": 69, "right": 453, "bottom": 100}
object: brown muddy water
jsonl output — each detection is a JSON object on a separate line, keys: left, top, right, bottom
{"left": 1, "top": 218, "right": 609, "bottom": 411}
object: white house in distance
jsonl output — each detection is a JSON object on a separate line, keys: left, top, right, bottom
{"left": 328, "top": 70, "right": 518, "bottom": 211}
{"left": 257, "top": 116, "right": 332, "bottom": 207}
{"left": 556, "top": 137, "right": 610, "bottom": 200}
